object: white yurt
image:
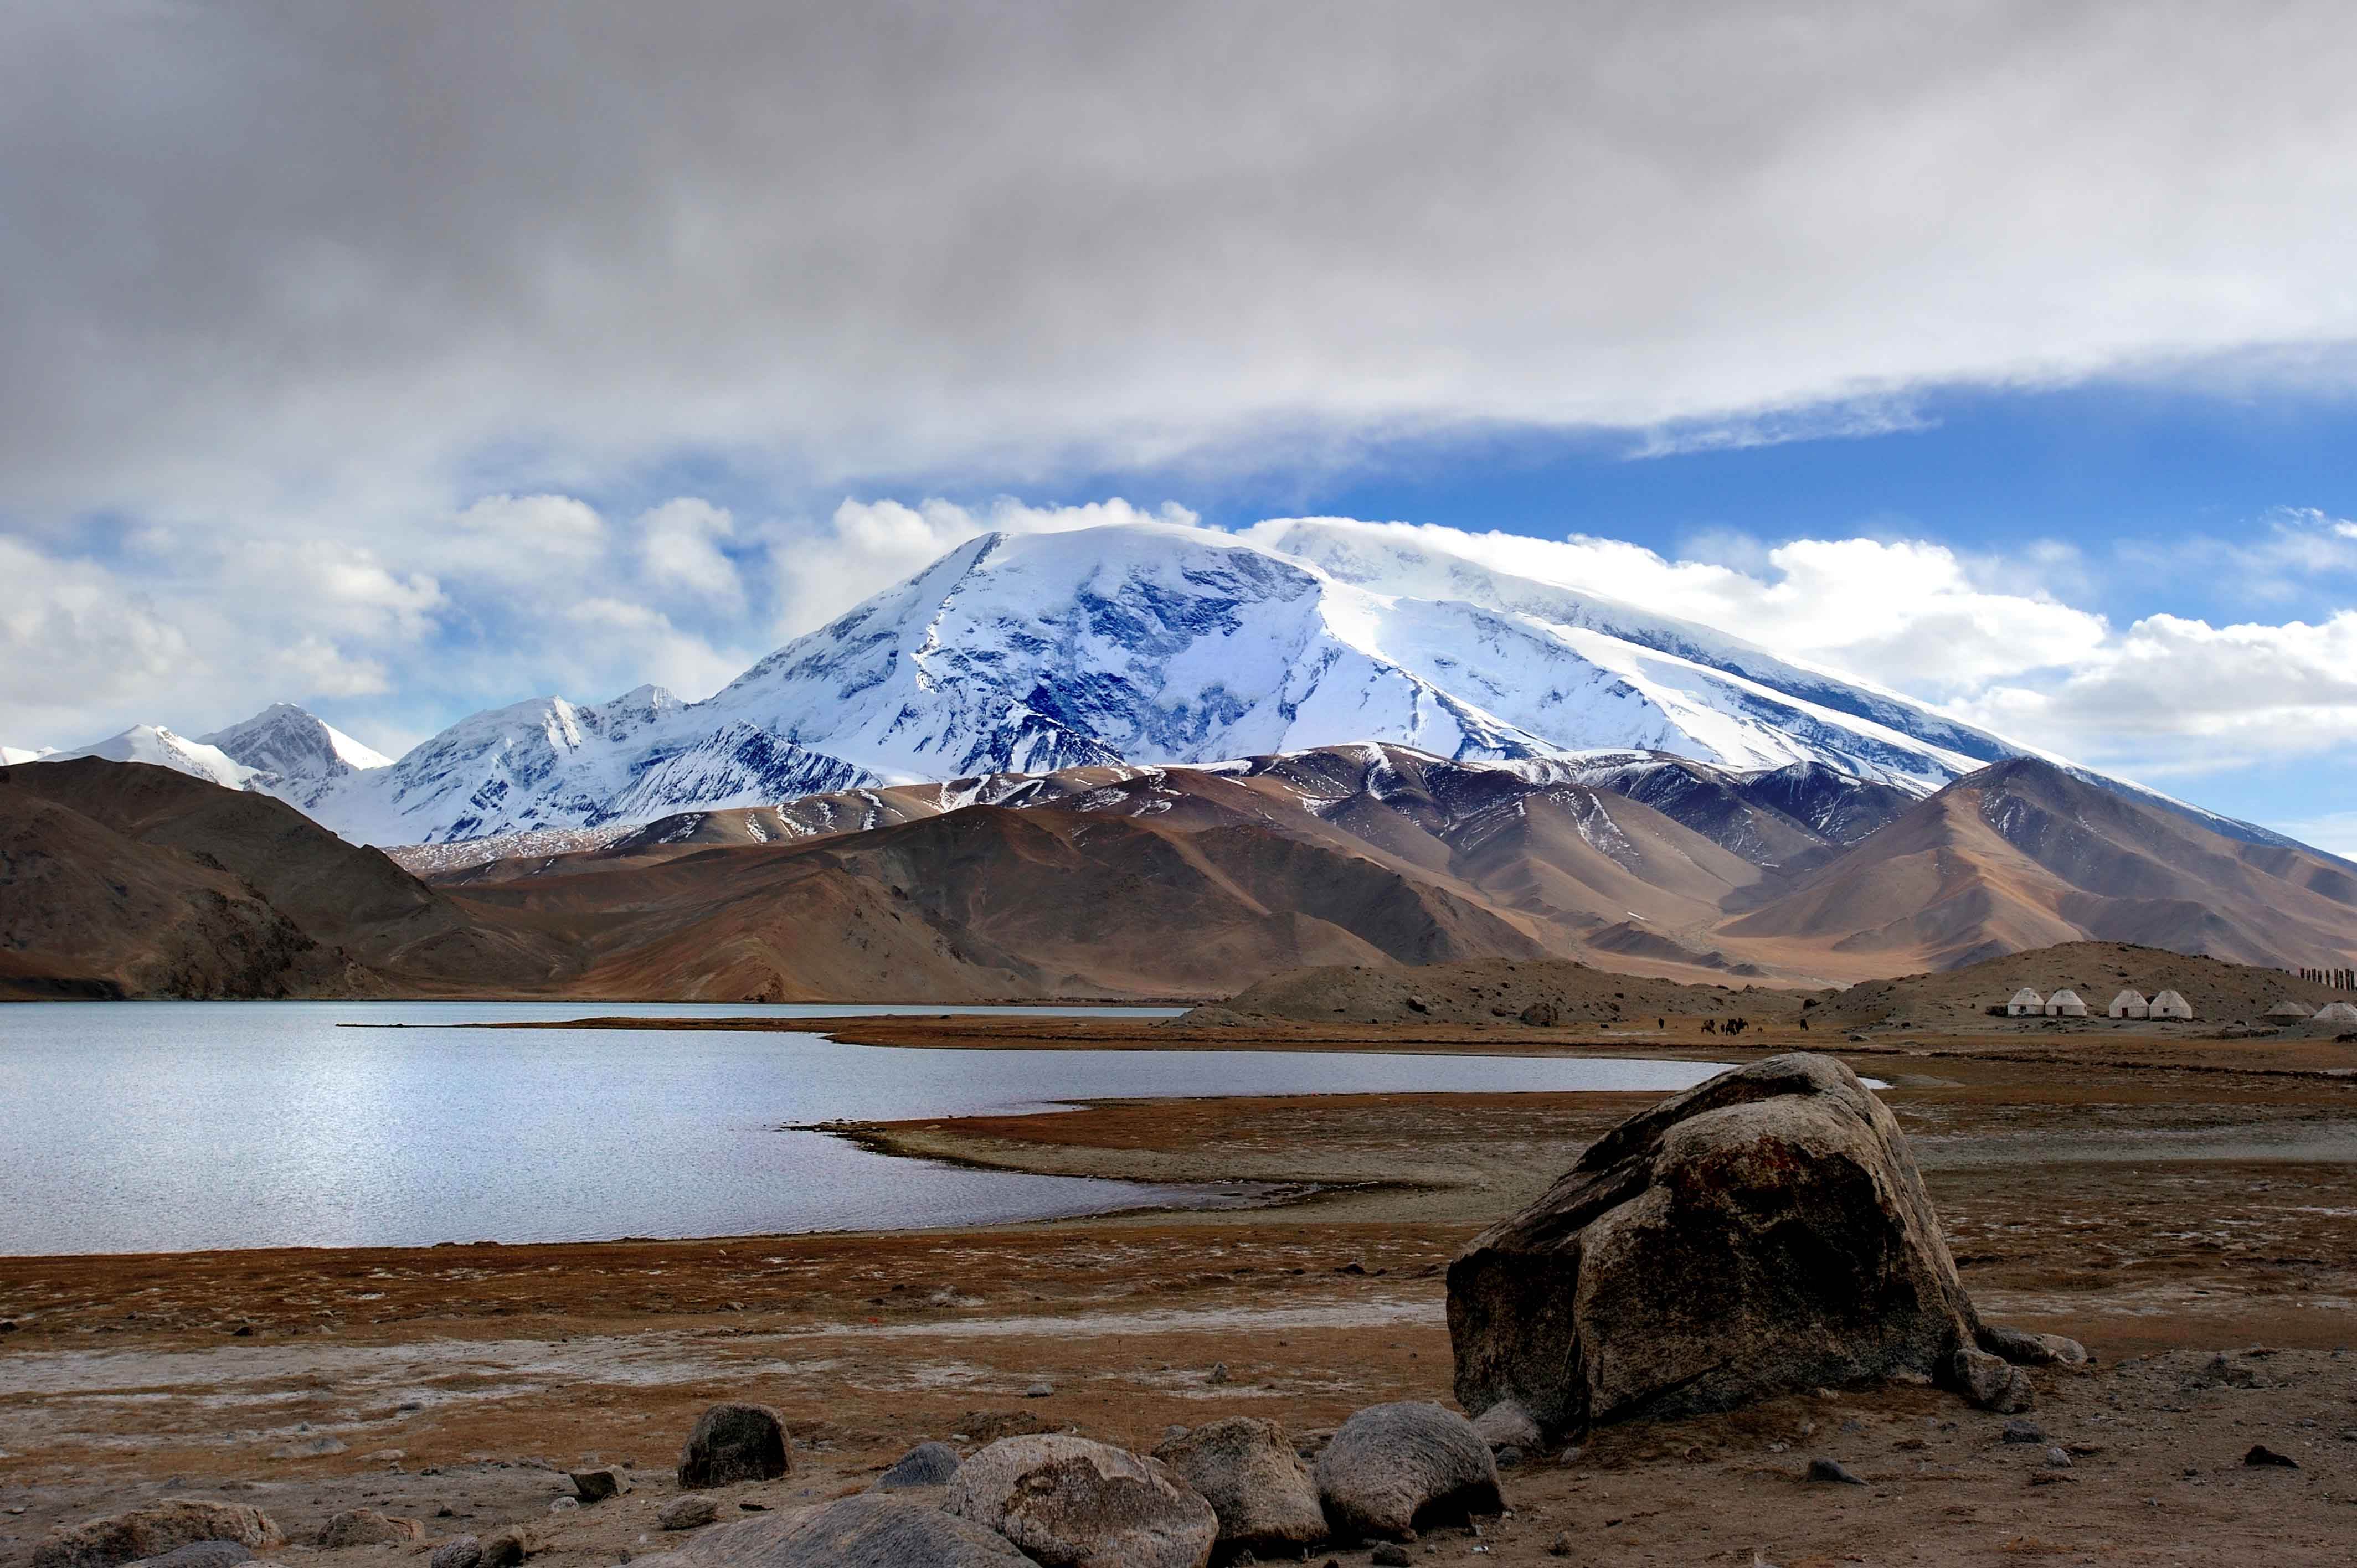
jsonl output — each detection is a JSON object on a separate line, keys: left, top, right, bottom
{"left": 2314, "top": 1002, "right": 2357, "bottom": 1025}
{"left": 2108, "top": 989, "right": 2149, "bottom": 1019}
{"left": 2046, "top": 989, "right": 2088, "bottom": 1017}
{"left": 2267, "top": 1000, "right": 2315, "bottom": 1022}
{"left": 2007, "top": 988, "right": 2044, "bottom": 1017}
{"left": 2149, "top": 990, "right": 2194, "bottom": 1020}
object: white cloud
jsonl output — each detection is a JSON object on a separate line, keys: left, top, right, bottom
{"left": 637, "top": 499, "right": 742, "bottom": 608}
{"left": 1954, "top": 610, "right": 2357, "bottom": 768}
{"left": 1247, "top": 517, "right": 2111, "bottom": 694}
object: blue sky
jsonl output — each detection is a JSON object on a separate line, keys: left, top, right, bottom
{"left": 3, "top": 6, "right": 2354, "bottom": 852}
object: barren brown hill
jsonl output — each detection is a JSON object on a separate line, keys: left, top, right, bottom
{"left": 0, "top": 759, "right": 570, "bottom": 998}
{"left": 1721, "top": 757, "right": 2357, "bottom": 973}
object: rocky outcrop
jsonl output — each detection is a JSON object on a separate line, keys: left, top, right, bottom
{"left": 677, "top": 1403, "right": 791, "bottom": 1488}
{"left": 316, "top": 1511, "right": 421, "bottom": 1549}
{"left": 1151, "top": 1416, "right": 1326, "bottom": 1556}
{"left": 1951, "top": 1346, "right": 2036, "bottom": 1413}
{"left": 943, "top": 1433, "right": 1217, "bottom": 1568}
{"left": 36, "top": 1504, "right": 286, "bottom": 1568}
{"left": 1313, "top": 1402, "right": 1502, "bottom": 1544}
{"left": 1448, "top": 1054, "right": 1991, "bottom": 1436}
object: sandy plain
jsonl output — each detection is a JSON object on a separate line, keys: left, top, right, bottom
{"left": 3, "top": 1016, "right": 2355, "bottom": 1567}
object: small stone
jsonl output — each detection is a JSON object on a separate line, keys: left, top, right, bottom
{"left": 1207, "top": 1362, "right": 1232, "bottom": 1384}
{"left": 2044, "top": 1447, "right": 2071, "bottom": 1469}
{"left": 1546, "top": 1533, "right": 1572, "bottom": 1557}
{"left": 1469, "top": 1401, "right": 1541, "bottom": 1455}
{"left": 871, "top": 1441, "right": 962, "bottom": 1492}
{"left": 427, "top": 1538, "right": 480, "bottom": 1568}
{"left": 476, "top": 1528, "right": 529, "bottom": 1568}
{"left": 568, "top": 1468, "right": 629, "bottom": 1505}
{"left": 1022, "top": 1383, "right": 1054, "bottom": 1399}
{"left": 1371, "top": 1548, "right": 1412, "bottom": 1567}
{"left": 546, "top": 1499, "right": 576, "bottom": 1515}
{"left": 1999, "top": 1420, "right": 2047, "bottom": 1444}
{"left": 316, "top": 1512, "right": 421, "bottom": 1550}
{"left": 1951, "top": 1347, "right": 2035, "bottom": 1414}
{"left": 2245, "top": 1445, "right": 2300, "bottom": 1468}
{"left": 656, "top": 1497, "right": 717, "bottom": 1533}
{"left": 1804, "top": 1457, "right": 1866, "bottom": 1486}
{"left": 1494, "top": 1446, "right": 1522, "bottom": 1469}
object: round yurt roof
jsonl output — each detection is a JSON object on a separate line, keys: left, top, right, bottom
{"left": 2266, "top": 1000, "right": 2314, "bottom": 1019}
{"left": 2151, "top": 989, "right": 2189, "bottom": 1007}
{"left": 2048, "top": 988, "right": 2085, "bottom": 1005}
{"left": 2109, "top": 989, "right": 2147, "bottom": 1005}
{"left": 2314, "top": 1001, "right": 2357, "bottom": 1024}
{"left": 2008, "top": 987, "right": 2043, "bottom": 1004}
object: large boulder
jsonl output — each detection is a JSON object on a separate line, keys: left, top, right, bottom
{"left": 37, "top": 1504, "right": 285, "bottom": 1568}
{"left": 1151, "top": 1416, "right": 1326, "bottom": 1556}
{"left": 1448, "top": 1054, "right": 1992, "bottom": 1435}
{"left": 677, "top": 1402, "right": 792, "bottom": 1488}
{"left": 943, "top": 1433, "right": 1217, "bottom": 1568}
{"left": 128, "top": 1547, "right": 252, "bottom": 1568}
{"left": 1313, "top": 1402, "right": 1501, "bottom": 1544}
{"left": 630, "top": 1500, "right": 1032, "bottom": 1568}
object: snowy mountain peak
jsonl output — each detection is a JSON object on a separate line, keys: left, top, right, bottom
{"left": 1, "top": 744, "right": 56, "bottom": 765}
{"left": 48, "top": 724, "right": 263, "bottom": 792}
{"left": 202, "top": 703, "right": 393, "bottom": 780}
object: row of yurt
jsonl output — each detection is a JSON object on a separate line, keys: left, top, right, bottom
{"left": 2008, "top": 988, "right": 2090, "bottom": 1017}
{"left": 2107, "top": 989, "right": 2193, "bottom": 1019}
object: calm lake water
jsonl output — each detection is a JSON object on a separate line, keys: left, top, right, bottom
{"left": 0, "top": 1001, "right": 1730, "bottom": 1255}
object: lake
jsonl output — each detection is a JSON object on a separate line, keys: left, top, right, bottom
{"left": 0, "top": 1001, "right": 1730, "bottom": 1255}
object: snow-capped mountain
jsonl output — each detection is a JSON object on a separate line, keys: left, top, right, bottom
{"left": 1, "top": 744, "right": 56, "bottom": 765}
{"left": 47, "top": 725, "right": 264, "bottom": 792}
{"left": 199, "top": 702, "right": 392, "bottom": 809}
{"left": 308, "top": 519, "right": 2037, "bottom": 845}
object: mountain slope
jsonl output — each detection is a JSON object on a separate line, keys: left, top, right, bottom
{"left": 0, "top": 759, "right": 571, "bottom": 997}
{"left": 1723, "top": 757, "right": 2357, "bottom": 971}
{"left": 48, "top": 725, "right": 261, "bottom": 792}
{"left": 200, "top": 703, "right": 392, "bottom": 808}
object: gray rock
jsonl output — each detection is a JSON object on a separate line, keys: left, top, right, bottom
{"left": 2044, "top": 1447, "right": 2072, "bottom": 1469}
{"left": 1151, "top": 1416, "right": 1326, "bottom": 1557}
{"left": 677, "top": 1404, "right": 791, "bottom": 1489}
{"left": 2245, "top": 1444, "right": 2299, "bottom": 1468}
{"left": 1469, "top": 1401, "right": 1541, "bottom": 1454}
{"left": 1999, "top": 1419, "right": 2047, "bottom": 1444}
{"left": 1449, "top": 1055, "right": 1991, "bottom": 1436}
{"left": 1980, "top": 1325, "right": 2090, "bottom": 1367}
{"left": 570, "top": 1467, "right": 629, "bottom": 1504}
{"left": 1022, "top": 1384, "right": 1054, "bottom": 1400}
{"left": 872, "top": 1442, "right": 963, "bottom": 1492}
{"left": 1313, "top": 1402, "right": 1501, "bottom": 1544}
{"left": 1951, "top": 1347, "right": 2035, "bottom": 1414}
{"left": 129, "top": 1544, "right": 252, "bottom": 1568}
{"left": 641, "top": 1500, "right": 1032, "bottom": 1568}
{"left": 1804, "top": 1457, "right": 1865, "bottom": 1486}
{"left": 476, "top": 1526, "right": 531, "bottom": 1568}
{"left": 428, "top": 1539, "right": 481, "bottom": 1568}
{"left": 944, "top": 1433, "right": 1217, "bottom": 1568}
{"left": 657, "top": 1498, "right": 720, "bottom": 1533}
{"left": 37, "top": 1504, "right": 286, "bottom": 1568}
{"left": 1370, "top": 1546, "right": 1412, "bottom": 1567}
{"left": 317, "top": 1512, "right": 421, "bottom": 1550}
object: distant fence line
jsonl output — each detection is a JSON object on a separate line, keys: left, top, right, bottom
{"left": 2295, "top": 966, "right": 2355, "bottom": 989}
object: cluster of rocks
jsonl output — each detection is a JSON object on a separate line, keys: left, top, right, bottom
{"left": 33, "top": 1054, "right": 2088, "bottom": 1568}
